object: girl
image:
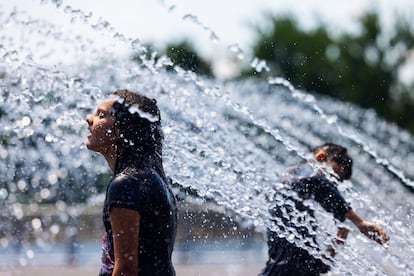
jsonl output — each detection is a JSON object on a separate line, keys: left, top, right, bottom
{"left": 86, "top": 89, "right": 177, "bottom": 275}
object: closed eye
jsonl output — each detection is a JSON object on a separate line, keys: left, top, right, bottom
{"left": 96, "top": 108, "right": 107, "bottom": 118}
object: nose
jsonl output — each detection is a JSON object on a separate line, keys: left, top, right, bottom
{"left": 86, "top": 114, "right": 92, "bottom": 126}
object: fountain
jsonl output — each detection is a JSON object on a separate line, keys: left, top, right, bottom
{"left": 0, "top": 1, "right": 413, "bottom": 275}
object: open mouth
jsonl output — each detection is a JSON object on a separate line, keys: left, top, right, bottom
{"left": 87, "top": 127, "right": 93, "bottom": 138}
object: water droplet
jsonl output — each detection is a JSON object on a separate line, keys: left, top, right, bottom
{"left": 26, "top": 249, "right": 35, "bottom": 259}
{"left": 31, "top": 218, "right": 42, "bottom": 230}
{"left": 128, "top": 104, "right": 159, "bottom": 122}
{"left": 250, "top": 57, "right": 269, "bottom": 73}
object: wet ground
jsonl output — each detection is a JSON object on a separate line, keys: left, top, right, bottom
{"left": 1, "top": 264, "right": 265, "bottom": 276}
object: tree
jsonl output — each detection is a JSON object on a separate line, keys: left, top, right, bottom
{"left": 245, "top": 12, "right": 414, "bottom": 133}
{"left": 163, "top": 40, "right": 213, "bottom": 77}
{"left": 132, "top": 41, "right": 213, "bottom": 77}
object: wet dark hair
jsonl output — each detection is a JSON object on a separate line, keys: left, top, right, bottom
{"left": 312, "top": 143, "right": 353, "bottom": 180}
{"left": 110, "top": 89, "right": 166, "bottom": 180}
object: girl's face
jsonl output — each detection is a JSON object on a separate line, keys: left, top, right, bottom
{"left": 85, "top": 100, "right": 117, "bottom": 155}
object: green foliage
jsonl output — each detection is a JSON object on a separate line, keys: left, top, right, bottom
{"left": 245, "top": 12, "right": 414, "bottom": 134}
{"left": 132, "top": 41, "right": 213, "bottom": 77}
{"left": 163, "top": 41, "right": 213, "bottom": 77}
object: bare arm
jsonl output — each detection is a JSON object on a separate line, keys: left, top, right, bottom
{"left": 336, "top": 226, "right": 350, "bottom": 243}
{"left": 110, "top": 207, "right": 141, "bottom": 276}
{"left": 345, "top": 209, "right": 389, "bottom": 244}
{"left": 327, "top": 227, "right": 350, "bottom": 257}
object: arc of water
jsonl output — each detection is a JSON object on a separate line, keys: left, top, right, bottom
{"left": 138, "top": 4, "right": 414, "bottom": 270}
{"left": 28, "top": 0, "right": 309, "bottom": 162}
{"left": 6, "top": 0, "right": 408, "bottom": 227}
{"left": 3, "top": 3, "right": 412, "bottom": 273}
{"left": 31, "top": 0, "right": 408, "bottom": 243}
{"left": 268, "top": 76, "right": 414, "bottom": 190}
{"left": 153, "top": 0, "right": 414, "bottom": 191}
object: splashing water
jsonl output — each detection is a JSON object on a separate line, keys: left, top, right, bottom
{"left": 0, "top": 1, "right": 414, "bottom": 274}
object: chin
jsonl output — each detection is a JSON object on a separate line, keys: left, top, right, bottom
{"left": 86, "top": 141, "right": 97, "bottom": 151}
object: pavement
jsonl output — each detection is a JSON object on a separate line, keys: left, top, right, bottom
{"left": 0, "top": 264, "right": 264, "bottom": 276}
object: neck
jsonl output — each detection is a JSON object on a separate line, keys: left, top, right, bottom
{"left": 100, "top": 146, "right": 117, "bottom": 173}
{"left": 104, "top": 153, "right": 116, "bottom": 173}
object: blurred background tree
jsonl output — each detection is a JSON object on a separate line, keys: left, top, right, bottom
{"left": 132, "top": 40, "right": 213, "bottom": 77}
{"left": 133, "top": 11, "right": 414, "bottom": 134}
{"left": 244, "top": 11, "right": 414, "bottom": 133}
{"left": 163, "top": 40, "right": 213, "bottom": 77}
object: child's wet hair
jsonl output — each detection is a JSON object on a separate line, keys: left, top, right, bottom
{"left": 312, "top": 143, "right": 353, "bottom": 179}
{"left": 110, "top": 89, "right": 165, "bottom": 178}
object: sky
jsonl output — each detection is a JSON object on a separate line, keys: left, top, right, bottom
{"left": 66, "top": 0, "right": 413, "bottom": 47}
{"left": 4, "top": 0, "right": 414, "bottom": 56}
{"left": 2, "top": 0, "right": 414, "bottom": 79}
